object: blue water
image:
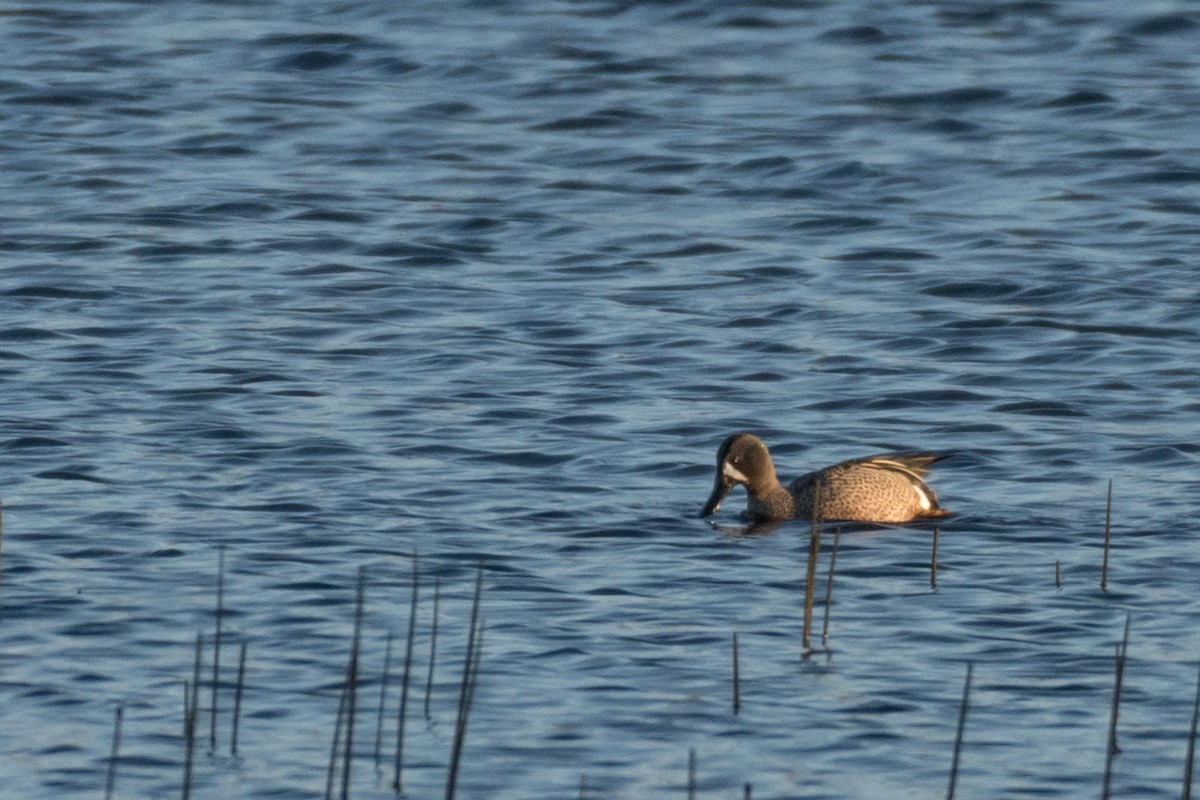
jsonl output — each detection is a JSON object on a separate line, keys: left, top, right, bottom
{"left": 3, "top": 1, "right": 1200, "bottom": 797}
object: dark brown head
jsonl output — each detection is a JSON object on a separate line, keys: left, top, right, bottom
{"left": 699, "top": 433, "right": 778, "bottom": 517}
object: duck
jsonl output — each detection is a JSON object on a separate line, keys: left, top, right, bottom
{"left": 700, "top": 433, "right": 952, "bottom": 523}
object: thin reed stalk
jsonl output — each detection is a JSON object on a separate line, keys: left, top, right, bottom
{"left": 325, "top": 569, "right": 367, "bottom": 800}
{"left": 182, "top": 679, "right": 198, "bottom": 800}
{"left": 324, "top": 671, "right": 350, "bottom": 800}
{"left": 341, "top": 568, "right": 367, "bottom": 800}
{"left": 744, "top": 783, "right": 752, "bottom": 799}
{"left": 1103, "top": 614, "right": 1132, "bottom": 800}
{"left": 374, "top": 631, "right": 394, "bottom": 773}
{"left": 393, "top": 554, "right": 420, "bottom": 793}
{"left": 821, "top": 527, "right": 841, "bottom": 647}
{"left": 231, "top": 640, "right": 247, "bottom": 756}
{"left": 1055, "top": 560, "right": 1061, "bottom": 589}
{"left": 1183, "top": 662, "right": 1200, "bottom": 800}
{"left": 211, "top": 545, "right": 226, "bottom": 753}
{"left": 802, "top": 481, "right": 822, "bottom": 654}
{"left": 183, "top": 633, "right": 202, "bottom": 800}
{"left": 445, "top": 565, "right": 484, "bottom": 800}
{"left": 732, "top": 632, "right": 741, "bottom": 715}
{"left": 1101, "top": 479, "right": 1113, "bottom": 591}
{"left": 190, "top": 633, "right": 204, "bottom": 717}
{"left": 931, "top": 526, "right": 940, "bottom": 590}
{"left": 462, "top": 621, "right": 483, "bottom": 734}
{"left": 104, "top": 702, "right": 124, "bottom": 800}
{"left": 425, "top": 578, "right": 441, "bottom": 721}
{"left": 946, "top": 662, "right": 973, "bottom": 800}
{"left": 687, "top": 747, "right": 696, "bottom": 800}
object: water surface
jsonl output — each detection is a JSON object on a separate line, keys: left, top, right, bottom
{"left": 3, "top": 1, "right": 1200, "bottom": 797}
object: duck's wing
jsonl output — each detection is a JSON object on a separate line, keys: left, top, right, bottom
{"left": 790, "top": 452, "right": 951, "bottom": 486}
{"left": 848, "top": 452, "right": 952, "bottom": 481}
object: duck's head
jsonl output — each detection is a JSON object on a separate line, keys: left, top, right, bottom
{"left": 700, "top": 433, "right": 776, "bottom": 517}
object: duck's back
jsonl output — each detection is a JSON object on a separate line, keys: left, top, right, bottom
{"left": 789, "top": 452, "right": 951, "bottom": 523}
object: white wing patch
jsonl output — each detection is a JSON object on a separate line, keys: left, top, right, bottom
{"left": 913, "top": 483, "right": 932, "bottom": 510}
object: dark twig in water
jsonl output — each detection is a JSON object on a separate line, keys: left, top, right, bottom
{"left": 1055, "top": 560, "right": 1062, "bottom": 589}
{"left": 190, "top": 632, "right": 204, "bottom": 721}
{"left": 931, "top": 526, "right": 940, "bottom": 590}
{"left": 104, "top": 702, "right": 124, "bottom": 800}
{"left": 182, "top": 678, "right": 198, "bottom": 800}
{"left": 325, "top": 569, "right": 367, "bottom": 800}
{"left": 802, "top": 481, "right": 822, "bottom": 655}
{"left": 374, "top": 631, "right": 394, "bottom": 774}
{"left": 183, "top": 633, "right": 202, "bottom": 800}
{"left": 231, "top": 640, "right": 247, "bottom": 757}
{"left": 445, "top": 564, "right": 484, "bottom": 800}
{"left": 821, "top": 527, "right": 841, "bottom": 648}
{"left": 732, "top": 632, "right": 741, "bottom": 715}
{"left": 324, "top": 668, "right": 349, "bottom": 800}
{"left": 744, "top": 783, "right": 752, "bottom": 799}
{"left": 1101, "top": 479, "right": 1113, "bottom": 591}
{"left": 946, "top": 662, "right": 973, "bottom": 800}
{"left": 425, "top": 578, "right": 441, "bottom": 721}
{"left": 393, "top": 553, "right": 420, "bottom": 793}
{"left": 1103, "top": 614, "right": 1132, "bottom": 800}
{"left": 1183, "top": 662, "right": 1200, "bottom": 800}
{"left": 210, "top": 545, "right": 226, "bottom": 754}
{"left": 463, "top": 620, "right": 483, "bottom": 743}
{"left": 341, "top": 568, "right": 367, "bottom": 800}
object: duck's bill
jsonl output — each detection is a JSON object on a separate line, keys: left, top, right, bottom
{"left": 700, "top": 473, "right": 732, "bottom": 517}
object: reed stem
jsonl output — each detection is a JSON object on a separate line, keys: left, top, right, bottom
{"left": 231, "top": 640, "right": 247, "bottom": 756}
{"left": 104, "top": 702, "right": 123, "bottom": 800}
{"left": 183, "top": 633, "right": 202, "bottom": 800}
{"left": 341, "top": 568, "right": 366, "bottom": 800}
{"left": 1101, "top": 479, "right": 1113, "bottom": 591}
{"left": 324, "top": 670, "right": 349, "bottom": 800}
{"left": 732, "top": 632, "right": 741, "bottom": 715}
{"left": 325, "top": 569, "right": 366, "bottom": 800}
{"left": 931, "top": 526, "right": 940, "bottom": 590}
{"left": 446, "top": 564, "right": 484, "bottom": 800}
{"left": 393, "top": 554, "right": 420, "bottom": 792}
{"left": 182, "top": 678, "right": 197, "bottom": 800}
{"left": 1102, "top": 614, "right": 1132, "bottom": 800}
{"left": 190, "top": 632, "right": 203, "bottom": 721}
{"left": 375, "top": 631, "right": 394, "bottom": 773}
{"left": 425, "top": 578, "right": 441, "bottom": 721}
{"left": 802, "top": 481, "right": 822, "bottom": 654}
{"left": 1183, "top": 662, "right": 1200, "bottom": 800}
{"left": 687, "top": 747, "right": 696, "bottom": 800}
{"left": 821, "top": 527, "right": 841, "bottom": 647}
{"left": 210, "top": 545, "right": 226, "bottom": 754}
{"left": 946, "top": 662, "right": 973, "bottom": 800}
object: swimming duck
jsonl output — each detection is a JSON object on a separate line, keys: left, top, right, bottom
{"left": 700, "top": 433, "right": 952, "bottom": 523}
